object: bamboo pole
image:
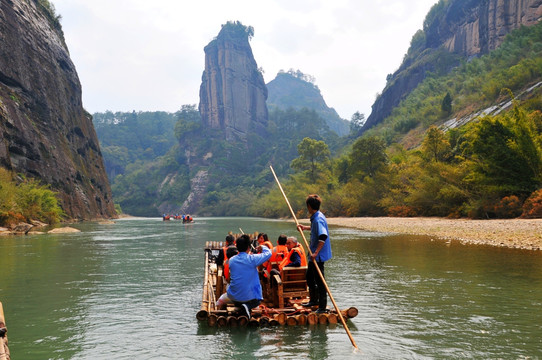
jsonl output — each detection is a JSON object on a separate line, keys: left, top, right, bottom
{"left": 0, "top": 301, "right": 8, "bottom": 360}
{"left": 270, "top": 165, "right": 359, "bottom": 350}
{"left": 196, "top": 250, "right": 210, "bottom": 321}
{"left": 237, "top": 316, "right": 249, "bottom": 327}
{"left": 207, "top": 314, "right": 218, "bottom": 327}
{"left": 286, "top": 316, "right": 298, "bottom": 326}
{"left": 275, "top": 312, "right": 287, "bottom": 325}
{"left": 307, "top": 312, "right": 318, "bottom": 325}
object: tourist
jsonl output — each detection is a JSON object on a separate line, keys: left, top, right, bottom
{"left": 266, "top": 234, "right": 289, "bottom": 273}
{"left": 279, "top": 236, "right": 307, "bottom": 269}
{"left": 217, "top": 234, "right": 235, "bottom": 267}
{"left": 217, "top": 234, "right": 271, "bottom": 318}
{"left": 223, "top": 245, "right": 239, "bottom": 282}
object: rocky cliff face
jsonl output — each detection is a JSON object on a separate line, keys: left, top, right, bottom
{"left": 199, "top": 22, "right": 268, "bottom": 142}
{"left": 363, "top": 0, "right": 542, "bottom": 132}
{"left": 0, "top": 0, "right": 116, "bottom": 220}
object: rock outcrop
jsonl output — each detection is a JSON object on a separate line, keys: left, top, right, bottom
{"left": 0, "top": 0, "right": 116, "bottom": 220}
{"left": 363, "top": 0, "right": 542, "bottom": 132}
{"left": 199, "top": 21, "right": 268, "bottom": 142}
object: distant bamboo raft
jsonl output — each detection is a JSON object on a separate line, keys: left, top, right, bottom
{"left": 196, "top": 241, "right": 358, "bottom": 327}
{"left": 0, "top": 301, "right": 10, "bottom": 360}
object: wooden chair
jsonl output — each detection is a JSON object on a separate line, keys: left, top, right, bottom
{"left": 273, "top": 266, "right": 309, "bottom": 308}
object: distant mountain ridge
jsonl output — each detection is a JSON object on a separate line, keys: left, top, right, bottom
{"left": 267, "top": 70, "right": 350, "bottom": 136}
{"left": 363, "top": 0, "right": 542, "bottom": 133}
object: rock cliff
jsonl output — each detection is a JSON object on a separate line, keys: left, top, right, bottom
{"left": 363, "top": 0, "right": 542, "bottom": 132}
{"left": 199, "top": 21, "right": 268, "bottom": 142}
{"left": 0, "top": 0, "right": 116, "bottom": 220}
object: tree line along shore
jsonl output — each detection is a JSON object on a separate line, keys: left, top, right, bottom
{"left": 321, "top": 217, "right": 542, "bottom": 251}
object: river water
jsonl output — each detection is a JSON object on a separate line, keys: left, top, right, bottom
{"left": 1, "top": 217, "right": 541, "bottom": 359}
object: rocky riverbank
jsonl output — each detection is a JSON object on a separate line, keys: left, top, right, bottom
{"left": 324, "top": 217, "right": 542, "bottom": 251}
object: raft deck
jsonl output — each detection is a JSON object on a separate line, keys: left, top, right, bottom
{"left": 196, "top": 240, "right": 358, "bottom": 327}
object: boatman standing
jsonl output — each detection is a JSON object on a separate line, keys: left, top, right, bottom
{"left": 297, "top": 194, "right": 332, "bottom": 314}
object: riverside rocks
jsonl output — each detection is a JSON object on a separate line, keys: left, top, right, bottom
{"left": 0, "top": 222, "right": 80, "bottom": 236}
{"left": 324, "top": 217, "right": 542, "bottom": 251}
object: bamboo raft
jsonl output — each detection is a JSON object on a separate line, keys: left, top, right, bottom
{"left": 0, "top": 301, "right": 10, "bottom": 360}
{"left": 196, "top": 240, "right": 358, "bottom": 327}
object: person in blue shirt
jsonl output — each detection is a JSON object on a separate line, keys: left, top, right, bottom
{"left": 297, "top": 194, "right": 332, "bottom": 313}
{"left": 226, "top": 234, "right": 271, "bottom": 318}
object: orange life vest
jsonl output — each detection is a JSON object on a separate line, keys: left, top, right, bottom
{"left": 267, "top": 245, "right": 289, "bottom": 273}
{"left": 279, "top": 246, "right": 307, "bottom": 271}
{"left": 224, "top": 259, "right": 230, "bottom": 282}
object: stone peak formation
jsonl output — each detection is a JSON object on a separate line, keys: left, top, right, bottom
{"left": 198, "top": 21, "right": 268, "bottom": 143}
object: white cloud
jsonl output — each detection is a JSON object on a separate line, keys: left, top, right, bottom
{"left": 53, "top": 0, "right": 437, "bottom": 119}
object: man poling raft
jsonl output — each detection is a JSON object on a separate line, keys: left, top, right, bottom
{"left": 269, "top": 165, "right": 359, "bottom": 350}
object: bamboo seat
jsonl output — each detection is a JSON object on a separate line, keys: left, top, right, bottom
{"left": 273, "top": 266, "right": 309, "bottom": 308}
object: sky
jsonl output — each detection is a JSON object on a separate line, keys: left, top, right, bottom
{"left": 53, "top": 0, "right": 437, "bottom": 120}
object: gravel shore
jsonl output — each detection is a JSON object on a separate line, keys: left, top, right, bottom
{"left": 323, "top": 217, "right": 542, "bottom": 251}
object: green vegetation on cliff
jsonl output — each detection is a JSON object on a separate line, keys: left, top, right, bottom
{"left": 368, "top": 22, "right": 542, "bottom": 146}
{"left": 0, "top": 168, "right": 64, "bottom": 226}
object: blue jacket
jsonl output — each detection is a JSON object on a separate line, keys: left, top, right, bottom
{"left": 310, "top": 210, "right": 332, "bottom": 262}
{"left": 227, "top": 246, "right": 271, "bottom": 302}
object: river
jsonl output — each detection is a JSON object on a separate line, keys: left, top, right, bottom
{"left": 1, "top": 217, "right": 541, "bottom": 359}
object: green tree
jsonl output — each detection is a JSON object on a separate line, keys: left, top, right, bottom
{"left": 441, "top": 92, "right": 452, "bottom": 114}
{"left": 464, "top": 114, "right": 541, "bottom": 197}
{"left": 349, "top": 136, "right": 387, "bottom": 178}
{"left": 290, "top": 137, "right": 331, "bottom": 183}
{"left": 349, "top": 111, "right": 365, "bottom": 136}
{"left": 174, "top": 105, "right": 201, "bottom": 143}
{"left": 421, "top": 125, "right": 451, "bottom": 162}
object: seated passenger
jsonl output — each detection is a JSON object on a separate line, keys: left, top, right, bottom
{"left": 266, "top": 234, "right": 289, "bottom": 273}
{"left": 223, "top": 245, "right": 239, "bottom": 282}
{"left": 217, "top": 234, "right": 235, "bottom": 267}
{"left": 215, "top": 234, "right": 271, "bottom": 318}
{"left": 279, "top": 236, "right": 307, "bottom": 270}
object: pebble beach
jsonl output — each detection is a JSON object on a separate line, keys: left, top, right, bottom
{"left": 324, "top": 217, "right": 542, "bottom": 251}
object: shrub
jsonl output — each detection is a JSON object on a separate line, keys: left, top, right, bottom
{"left": 522, "top": 189, "right": 542, "bottom": 218}
{"left": 493, "top": 196, "right": 523, "bottom": 218}
{"left": 0, "top": 168, "right": 64, "bottom": 226}
{"left": 387, "top": 205, "right": 419, "bottom": 217}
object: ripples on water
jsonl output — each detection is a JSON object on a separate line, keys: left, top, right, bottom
{"left": 1, "top": 217, "right": 541, "bottom": 359}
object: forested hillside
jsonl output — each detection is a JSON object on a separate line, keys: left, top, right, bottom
{"left": 257, "top": 21, "right": 542, "bottom": 219}
{"left": 95, "top": 105, "right": 344, "bottom": 216}
{"left": 94, "top": 10, "right": 542, "bottom": 219}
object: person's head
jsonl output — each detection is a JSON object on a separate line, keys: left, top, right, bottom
{"left": 277, "top": 234, "right": 287, "bottom": 246}
{"left": 306, "top": 194, "right": 321, "bottom": 212}
{"left": 257, "top": 233, "right": 268, "bottom": 244}
{"left": 236, "top": 234, "right": 252, "bottom": 252}
{"left": 226, "top": 245, "right": 239, "bottom": 259}
{"left": 286, "top": 236, "right": 298, "bottom": 251}
{"left": 225, "top": 234, "right": 235, "bottom": 245}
